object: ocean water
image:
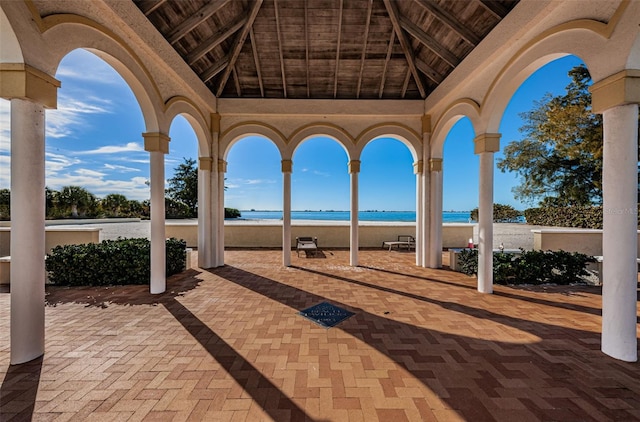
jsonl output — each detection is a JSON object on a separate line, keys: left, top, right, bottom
{"left": 236, "top": 210, "right": 472, "bottom": 223}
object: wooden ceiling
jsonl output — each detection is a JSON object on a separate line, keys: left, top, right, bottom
{"left": 134, "top": 0, "right": 519, "bottom": 100}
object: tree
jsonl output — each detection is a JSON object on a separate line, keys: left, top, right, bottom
{"left": 101, "top": 193, "right": 129, "bottom": 217}
{"left": 166, "top": 157, "right": 198, "bottom": 217}
{"left": 58, "top": 185, "right": 96, "bottom": 217}
{"left": 0, "top": 189, "right": 9, "bottom": 220}
{"left": 470, "top": 203, "right": 523, "bottom": 223}
{"left": 498, "top": 65, "right": 611, "bottom": 206}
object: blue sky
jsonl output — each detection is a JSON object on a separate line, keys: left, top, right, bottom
{"left": 0, "top": 49, "right": 585, "bottom": 211}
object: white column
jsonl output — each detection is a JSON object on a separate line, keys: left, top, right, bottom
{"left": 414, "top": 161, "right": 423, "bottom": 266}
{"left": 601, "top": 104, "right": 639, "bottom": 362}
{"left": 10, "top": 99, "right": 46, "bottom": 364}
{"left": 474, "top": 133, "right": 500, "bottom": 294}
{"left": 422, "top": 142, "right": 431, "bottom": 268}
{"left": 349, "top": 160, "right": 360, "bottom": 266}
{"left": 144, "top": 132, "right": 169, "bottom": 294}
{"left": 197, "top": 158, "right": 214, "bottom": 268}
{"left": 217, "top": 159, "right": 226, "bottom": 267}
{"left": 428, "top": 158, "right": 442, "bottom": 268}
{"left": 282, "top": 160, "right": 292, "bottom": 266}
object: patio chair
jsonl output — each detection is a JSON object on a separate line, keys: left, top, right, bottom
{"left": 382, "top": 235, "right": 415, "bottom": 251}
{"left": 296, "top": 236, "right": 318, "bottom": 257}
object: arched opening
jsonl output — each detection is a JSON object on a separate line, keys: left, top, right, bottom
{"left": 442, "top": 117, "right": 476, "bottom": 221}
{"left": 225, "top": 135, "right": 282, "bottom": 218}
{"left": 166, "top": 115, "right": 198, "bottom": 219}
{"left": 46, "top": 48, "right": 148, "bottom": 220}
{"left": 291, "top": 136, "right": 350, "bottom": 218}
{"left": 360, "top": 137, "right": 415, "bottom": 220}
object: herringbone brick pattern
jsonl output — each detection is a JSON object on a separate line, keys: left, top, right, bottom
{"left": 1, "top": 250, "right": 639, "bottom": 421}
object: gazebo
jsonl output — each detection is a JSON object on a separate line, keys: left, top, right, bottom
{"left": 1, "top": 0, "right": 638, "bottom": 366}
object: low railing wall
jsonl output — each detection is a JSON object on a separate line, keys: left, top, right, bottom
{"left": 0, "top": 227, "right": 101, "bottom": 256}
{"left": 532, "top": 228, "right": 640, "bottom": 258}
{"left": 166, "top": 222, "right": 474, "bottom": 249}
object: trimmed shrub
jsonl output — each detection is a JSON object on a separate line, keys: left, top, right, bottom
{"left": 456, "top": 248, "right": 594, "bottom": 285}
{"left": 46, "top": 237, "right": 187, "bottom": 286}
{"left": 524, "top": 206, "right": 606, "bottom": 228}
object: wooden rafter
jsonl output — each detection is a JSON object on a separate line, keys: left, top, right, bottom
{"left": 356, "top": 0, "right": 373, "bottom": 99}
{"left": 273, "top": 0, "right": 287, "bottom": 98}
{"left": 249, "top": 27, "right": 264, "bottom": 97}
{"left": 378, "top": 31, "right": 395, "bottom": 99}
{"left": 304, "top": 1, "right": 310, "bottom": 98}
{"left": 382, "top": 0, "right": 426, "bottom": 98}
{"left": 166, "top": 0, "right": 229, "bottom": 44}
{"left": 201, "top": 57, "right": 230, "bottom": 83}
{"left": 401, "top": 68, "right": 411, "bottom": 98}
{"left": 415, "top": 58, "right": 443, "bottom": 84}
{"left": 414, "top": 0, "right": 480, "bottom": 46}
{"left": 232, "top": 66, "right": 241, "bottom": 96}
{"left": 399, "top": 15, "right": 460, "bottom": 68}
{"left": 477, "top": 0, "right": 510, "bottom": 19}
{"left": 137, "top": 0, "right": 166, "bottom": 16}
{"left": 333, "top": 0, "right": 344, "bottom": 98}
{"left": 215, "top": 0, "right": 263, "bottom": 97}
{"left": 186, "top": 15, "right": 248, "bottom": 65}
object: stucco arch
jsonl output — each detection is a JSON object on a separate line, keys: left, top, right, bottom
{"left": 482, "top": 22, "right": 613, "bottom": 133}
{"left": 355, "top": 124, "right": 421, "bottom": 162}
{"left": 288, "top": 123, "right": 355, "bottom": 161}
{"left": 431, "top": 99, "right": 480, "bottom": 158}
{"left": 41, "top": 15, "right": 163, "bottom": 133}
{"left": 0, "top": 7, "right": 23, "bottom": 62}
{"left": 165, "top": 96, "right": 211, "bottom": 158}
{"left": 220, "top": 122, "right": 287, "bottom": 161}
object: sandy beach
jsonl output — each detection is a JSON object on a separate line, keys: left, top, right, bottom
{"left": 50, "top": 219, "right": 546, "bottom": 251}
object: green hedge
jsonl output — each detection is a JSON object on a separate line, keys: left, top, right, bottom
{"left": 524, "top": 206, "right": 640, "bottom": 229}
{"left": 457, "top": 248, "right": 595, "bottom": 285}
{"left": 46, "top": 237, "right": 187, "bottom": 286}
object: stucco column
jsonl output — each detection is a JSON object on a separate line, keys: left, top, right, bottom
{"left": 590, "top": 71, "right": 640, "bottom": 362}
{"left": 414, "top": 160, "right": 424, "bottom": 266}
{"left": 144, "top": 132, "right": 170, "bottom": 294}
{"left": 428, "top": 158, "right": 442, "bottom": 268}
{"left": 475, "top": 133, "right": 500, "bottom": 294}
{"left": 600, "top": 104, "right": 639, "bottom": 362}
{"left": 421, "top": 121, "right": 431, "bottom": 268}
{"left": 282, "top": 159, "right": 292, "bottom": 266}
{"left": 349, "top": 160, "right": 360, "bottom": 266}
{"left": 198, "top": 157, "right": 214, "bottom": 268}
{"left": 10, "top": 99, "right": 46, "bottom": 364}
{"left": 217, "top": 159, "right": 227, "bottom": 266}
{"left": 2, "top": 64, "right": 59, "bottom": 364}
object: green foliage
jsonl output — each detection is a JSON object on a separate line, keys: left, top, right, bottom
{"left": 46, "top": 237, "right": 186, "bottom": 286}
{"left": 456, "top": 248, "right": 594, "bottom": 285}
{"left": 497, "top": 65, "right": 640, "bottom": 206}
{"left": 101, "top": 193, "right": 130, "bottom": 217}
{"left": 165, "top": 198, "right": 191, "bottom": 219}
{"left": 470, "top": 203, "right": 523, "bottom": 223}
{"left": 166, "top": 157, "right": 198, "bottom": 217}
{"left": 57, "top": 185, "right": 98, "bottom": 218}
{"left": 225, "top": 207, "right": 241, "bottom": 219}
{"left": 0, "top": 188, "right": 9, "bottom": 220}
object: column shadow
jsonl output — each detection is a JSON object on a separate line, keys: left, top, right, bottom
{"left": 0, "top": 356, "right": 43, "bottom": 422}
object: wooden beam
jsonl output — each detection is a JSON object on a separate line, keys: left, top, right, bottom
{"left": 378, "top": 31, "right": 395, "bottom": 99}
{"left": 216, "top": 0, "right": 263, "bottom": 97}
{"left": 249, "top": 27, "right": 264, "bottom": 97}
{"left": 273, "top": 0, "right": 287, "bottom": 98}
{"left": 401, "top": 68, "right": 411, "bottom": 98}
{"left": 232, "top": 66, "right": 241, "bottom": 96}
{"left": 356, "top": 0, "right": 373, "bottom": 99}
{"left": 382, "top": 0, "right": 426, "bottom": 98}
{"left": 137, "top": 0, "right": 167, "bottom": 16}
{"left": 200, "top": 57, "right": 230, "bottom": 83}
{"left": 414, "top": 0, "right": 480, "bottom": 46}
{"left": 477, "top": 0, "right": 509, "bottom": 19}
{"left": 333, "top": 0, "right": 344, "bottom": 98}
{"left": 305, "top": 1, "right": 310, "bottom": 98}
{"left": 399, "top": 15, "right": 460, "bottom": 68}
{"left": 186, "top": 16, "right": 248, "bottom": 65}
{"left": 415, "top": 58, "right": 443, "bottom": 84}
{"left": 167, "top": 0, "right": 229, "bottom": 44}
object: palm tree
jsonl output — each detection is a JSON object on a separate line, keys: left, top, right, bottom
{"left": 58, "top": 185, "right": 94, "bottom": 218}
{"left": 101, "top": 193, "right": 129, "bottom": 217}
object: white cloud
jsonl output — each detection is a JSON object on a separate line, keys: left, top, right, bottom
{"left": 246, "top": 179, "right": 276, "bottom": 185}
{"left": 46, "top": 173, "right": 150, "bottom": 200}
{"left": 77, "top": 142, "right": 144, "bottom": 155}
{"left": 104, "top": 163, "right": 141, "bottom": 172}
{"left": 45, "top": 152, "right": 82, "bottom": 173}
{"left": 46, "top": 94, "right": 113, "bottom": 139}
{"left": 75, "top": 168, "right": 106, "bottom": 178}
{"left": 0, "top": 100, "right": 9, "bottom": 153}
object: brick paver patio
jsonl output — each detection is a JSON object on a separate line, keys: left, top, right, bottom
{"left": 1, "top": 249, "right": 639, "bottom": 421}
